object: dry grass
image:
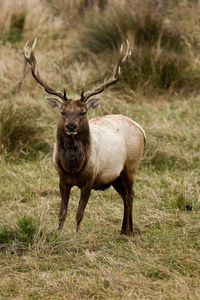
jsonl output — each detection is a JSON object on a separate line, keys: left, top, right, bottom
{"left": 0, "top": 0, "right": 63, "bottom": 42}
{"left": 0, "top": 96, "right": 200, "bottom": 299}
{"left": 0, "top": 0, "right": 200, "bottom": 299}
{"left": 78, "top": 0, "right": 200, "bottom": 94}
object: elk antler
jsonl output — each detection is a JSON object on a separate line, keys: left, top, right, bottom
{"left": 24, "top": 38, "right": 66, "bottom": 101}
{"left": 81, "top": 40, "right": 131, "bottom": 102}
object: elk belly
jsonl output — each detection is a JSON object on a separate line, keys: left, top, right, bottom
{"left": 92, "top": 157, "right": 125, "bottom": 189}
{"left": 97, "top": 148, "right": 125, "bottom": 183}
{"left": 95, "top": 167, "right": 122, "bottom": 185}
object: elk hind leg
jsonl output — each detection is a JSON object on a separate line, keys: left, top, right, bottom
{"left": 112, "top": 176, "right": 134, "bottom": 236}
{"left": 124, "top": 172, "right": 135, "bottom": 236}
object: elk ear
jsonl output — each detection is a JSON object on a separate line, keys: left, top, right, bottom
{"left": 86, "top": 98, "right": 101, "bottom": 111}
{"left": 46, "top": 97, "right": 62, "bottom": 109}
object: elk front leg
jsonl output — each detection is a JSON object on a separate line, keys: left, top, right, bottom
{"left": 58, "top": 181, "right": 71, "bottom": 230}
{"left": 76, "top": 184, "right": 92, "bottom": 232}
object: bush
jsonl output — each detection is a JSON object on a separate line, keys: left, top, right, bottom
{"left": 79, "top": 0, "right": 200, "bottom": 94}
{"left": 0, "top": 101, "right": 51, "bottom": 157}
{"left": 7, "top": 12, "right": 26, "bottom": 43}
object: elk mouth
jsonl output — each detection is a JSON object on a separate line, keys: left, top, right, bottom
{"left": 66, "top": 131, "right": 78, "bottom": 135}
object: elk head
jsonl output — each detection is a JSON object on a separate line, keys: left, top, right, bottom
{"left": 24, "top": 38, "right": 131, "bottom": 136}
{"left": 46, "top": 95, "right": 101, "bottom": 136}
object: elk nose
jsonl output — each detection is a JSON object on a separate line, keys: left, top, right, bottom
{"left": 66, "top": 123, "right": 77, "bottom": 132}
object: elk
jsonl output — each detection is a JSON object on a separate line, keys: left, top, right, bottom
{"left": 24, "top": 38, "right": 146, "bottom": 236}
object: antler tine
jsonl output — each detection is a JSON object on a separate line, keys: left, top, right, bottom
{"left": 80, "top": 84, "right": 85, "bottom": 102}
{"left": 82, "top": 40, "right": 131, "bottom": 102}
{"left": 24, "top": 41, "right": 30, "bottom": 63}
{"left": 120, "top": 44, "right": 123, "bottom": 57}
{"left": 24, "top": 38, "right": 37, "bottom": 66}
{"left": 121, "top": 40, "right": 131, "bottom": 65}
{"left": 24, "top": 38, "right": 65, "bottom": 101}
{"left": 63, "top": 88, "right": 68, "bottom": 101}
{"left": 32, "top": 37, "right": 37, "bottom": 50}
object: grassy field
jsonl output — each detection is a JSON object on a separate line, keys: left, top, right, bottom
{"left": 0, "top": 0, "right": 200, "bottom": 299}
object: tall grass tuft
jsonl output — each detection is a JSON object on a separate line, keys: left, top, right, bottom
{"left": 0, "top": 0, "right": 63, "bottom": 43}
{"left": 0, "top": 101, "right": 51, "bottom": 157}
{"left": 17, "top": 216, "right": 36, "bottom": 244}
{"left": 0, "top": 216, "right": 36, "bottom": 252}
{"left": 48, "top": 0, "right": 107, "bottom": 21}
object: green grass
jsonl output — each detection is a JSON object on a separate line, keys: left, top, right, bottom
{"left": 0, "top": 216, "right": 36, "bottom": 252}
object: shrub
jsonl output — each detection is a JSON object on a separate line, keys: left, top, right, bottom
{"left": 48, "top": 0, "right": 107, "bottom": 20}
{"left": 7, "top": 12, "right": 26, "bottom": 43}
{"left": 0, "top": 0, "right": 62, "bottom": 43}
{"left": 79, "top": 0, "right": 200, "bottom": 94}
{"left": 0, "top": 101, "right": 51, "bottom": 157}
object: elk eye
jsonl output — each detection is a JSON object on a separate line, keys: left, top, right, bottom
{"left": 80, "top": 111, "right": 86, "bottom": 116}
{"left": 60, "top": 111, "right": 64, "bottom": 116}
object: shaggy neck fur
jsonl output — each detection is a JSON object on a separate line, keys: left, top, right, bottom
{"left": 57, "top": 124, "right": 90, "bottom": 174}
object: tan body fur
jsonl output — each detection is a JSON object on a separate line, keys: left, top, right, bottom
{"left": 87, "top": 115, "right": 144, "bottom": 188}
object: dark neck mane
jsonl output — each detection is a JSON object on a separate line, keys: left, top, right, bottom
{"left": 57, "top": 127, "right": 90, "bottom": 174}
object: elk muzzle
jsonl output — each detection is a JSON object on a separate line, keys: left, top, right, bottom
{"left": 66, "top": 122, "right": 78, "bottom": 135}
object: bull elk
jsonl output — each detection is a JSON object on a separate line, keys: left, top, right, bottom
{"left": 24, "top": 38, "right": 146, "bottom": 236}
